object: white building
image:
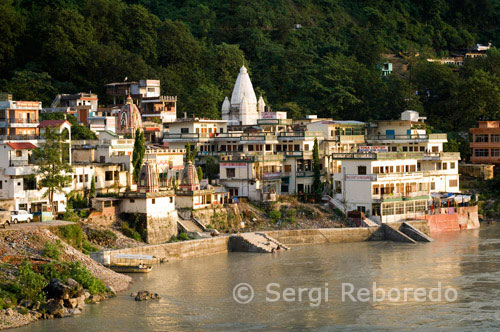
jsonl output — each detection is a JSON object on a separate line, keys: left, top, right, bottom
{"left": 221, "top": 65, "right": 265, "bottom": 126}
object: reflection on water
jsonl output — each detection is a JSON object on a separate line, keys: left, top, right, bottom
{"left": 18, "top": 225, "right": 500, "bottom": 331}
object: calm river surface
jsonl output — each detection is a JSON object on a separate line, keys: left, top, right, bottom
{"left": 19, "top": 223, "right": 500, "bottom": 331}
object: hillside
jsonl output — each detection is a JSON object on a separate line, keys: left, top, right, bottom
{"left": 1, "top": 0, "right": 500, "bottom": 145}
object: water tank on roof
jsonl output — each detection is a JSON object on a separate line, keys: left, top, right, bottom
{"left": 401, "top": 110, "right": 419, "bottom": 121}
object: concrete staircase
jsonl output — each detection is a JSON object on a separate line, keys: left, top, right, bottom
{"left": 177, "top": 217, "right": 205, "bottom": 233}
{"left": 230, "top": 232, "right": 290, "bottom": 253}
{"left": 382, "top": 223, "right": 433, "bottom": 243}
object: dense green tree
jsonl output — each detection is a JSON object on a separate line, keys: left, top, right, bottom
{"left": 132, "top": 129, "right": 145, "bottom": 183}
{"left": 32, "top": 128, "right": 73, "bottom": 213}
{"left": 312, "top": 138, "right": 322, "bottom": 197}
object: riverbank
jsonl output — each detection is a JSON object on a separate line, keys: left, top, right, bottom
{"left": 94, "top": 220, "right": 430, "bottom": 266}
{"left": 0, "top": 228, "right": 132, "bottom": 330}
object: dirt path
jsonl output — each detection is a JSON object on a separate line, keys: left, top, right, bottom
{"left": 0, "top": 220, "right": 74, "bottom": 232}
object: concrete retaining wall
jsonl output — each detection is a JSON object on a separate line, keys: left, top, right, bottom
{"left": 96, "top": 221, "right": 432, "bottom": 265}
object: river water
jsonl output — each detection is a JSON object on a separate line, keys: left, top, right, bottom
{"left": 18, "top": 224, "right": 500, "bottom": 331}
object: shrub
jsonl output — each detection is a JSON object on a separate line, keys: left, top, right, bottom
{"left": 121, "top": 222, "right": 143, "bottom": 242}
{"left": 82, "top": 241, "right": 99, "bottom": 255}
{"left": 287, "top": 208, "right": 296, "bottom": 223}
{"left": 86, "top": 228, "right": 117, "bottom": 247}
{"left": 61, "top": 209, "right": 80, "bottom": 223}
{"left": 18, "top": 261, "right": 47, "bottom": 302}
{"left": 58, "top": 224, "right": 83, "bottom": 249}
{"left": 43, "top": 240, "right": 63, "bottom": 260}
{"left": 178, "top": 232, "right": 189, "bottom": 241}
{"left": 68, "top": 262, "right": 107, "bottom": 295}
{"left": 270, "top": 210, "right": 281, "bottom": 223}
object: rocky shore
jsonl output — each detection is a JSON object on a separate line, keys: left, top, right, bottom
{"left": 0, "top": 228, "right": 132, "bottom": 330}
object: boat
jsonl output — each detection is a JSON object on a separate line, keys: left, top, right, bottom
{"left": 108, "top": 264, "right": 153, "bottom": 273}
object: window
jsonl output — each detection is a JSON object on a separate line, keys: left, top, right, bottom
{"left": 372, "top": 185, "right": 379, "bottom": 195}
{"left": 130, "top": 199, "right": 135, "bottom": 203}
{"left": 16, "top": 150, "right": 22, "bottom": 157}
{"left": 152, "top": 199, "right": 156, "bottom": 204}
{"left": 266, "top": 144, "right": 271, "bottom": 151}
{"left": 395, "top": 202, "right": 404, "bottom": 215}
{"left": 79, "top": 175, "right": 83, "bottom": 183}
{"left": 294, "top": 144, "right": 300, "bottom": 151}
{"left": 248, "top": 145, "right": 254, "bottom": 151}
{"left": 449, "top": 179, "right": 458, "bottom": 187}
{"left": 358, "top": 166, "right": 367, "bottom": 175}
{"left": 491, "top": 134, "right": 500, "bottom": 143}
{"left": 373, "top": 166, "right": 379, "bottom": 174}
{"left": 410, "top": 165, "right": 416, "bottom": 172}
{"left": 170, "top": 197, "right": 173, "bottom": 203}
{"left": 474, "top": 149, "right": 489, "bottom": 157}
{"left": 85, "top": 174, "right": 89, "bottom": 182}
{"left": 442, "top": 162, "right": 447, "bottom": 170}
{"left": 226, "top": 168, "right": 235, "bottom": 178}
{"left": 23, "top": 176, "right": 36, "bottom": 190}
{"left": 181, "top": 128, "right": 189, "bottom": 133}
{"left": 475, "top": 134, "right": 489, "bottom": 142}
{"left": 450, "top": 162, "right": 456, "bottom": 169}
{"left": 104, "top": 201, "right": 111, "bottom": 207}
{"left": 492, "top": 149, "right": 500, "bottom": 157}
{"left": 431, "top": 182, "right": 436, "bottom": 190}
{"left": 284, "top": 165, "right": 291, "bottom": 173}
{"left": 382, "top": 202, "right": 394, "bottom": 216}
{"left": 105, "top": 171, "right": 113, "bottom": 181}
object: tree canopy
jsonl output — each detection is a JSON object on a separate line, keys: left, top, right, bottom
{"left": 1, "top": 0, "right": 499, "bottom": 136}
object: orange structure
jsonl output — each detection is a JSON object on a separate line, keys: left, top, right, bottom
{"left": 470, "top": 121, "right": 500, "bottom": 167}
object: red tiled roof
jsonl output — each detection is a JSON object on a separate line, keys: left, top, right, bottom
{"left": 38, "top": 120, "right": 72, "bottom": 128}
{"left": 7, "top": 142, "right": 37, "bottom": 150}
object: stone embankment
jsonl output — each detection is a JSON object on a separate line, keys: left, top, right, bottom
{"left": 94, "top": 221, "right": 431, "bottom": 266}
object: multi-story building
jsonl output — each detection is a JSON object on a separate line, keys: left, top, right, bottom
{"left": 105, "top": 79, "right": 161, "bottom": 105}
{"left": 45, "top": 93, "right": 98, "bottom": 124}
{"left": 331, "top": 150, "right": 460, "bottom": 223}
{"left": 470, "top": 121, "right": 500, "bottom": 168}
{"left": 0, "top": 98, "right": 41, "bottom": 139}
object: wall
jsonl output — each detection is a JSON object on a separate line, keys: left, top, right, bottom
{"left": 426, "top": 206, "right": 479, "bottom": 233}
{"left": 145, "top": 210, "right": 179, "bottom": 244}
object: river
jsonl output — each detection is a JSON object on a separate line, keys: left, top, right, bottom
{"left": 18, "top": 224, "right": 500, "bottom": 331}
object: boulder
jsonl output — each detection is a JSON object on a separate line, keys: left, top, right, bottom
{"left": 4, "top": 308, "right": 14, "bottom": 316}
{"left": 135, "top": 290, "right": 161, "bottom": 301}
{"left": 63, "top": 298, "right": 79, "bottom": 309}
{"left": 31, "top": 301, "right": 41, "bottom": 311}
{"left": 106, "top": 285, "right": 116, "bottom": 295}
{"left": 43, "top": 279, "right": 71, "bottom": 300}
{"left": 42, "top": 299, "right": 65, "bottom": 318}
{"left": 66, "top": 278, "right": 85, "bottom": 298}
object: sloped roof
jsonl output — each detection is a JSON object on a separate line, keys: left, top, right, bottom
{"left": 7, "top": 142, "right": 37, "bottom": 150}
{"left": 38, "top": 120, "right": 72, "bottom": 128}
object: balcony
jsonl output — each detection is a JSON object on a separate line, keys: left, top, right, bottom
{"left": 9, "top": 160, "right": 32, "bottom": 167}
{"left": 278, "top": 131, "right": 323, "bottom": 139}
{"left": 0, "top": 135, "right": 40, "bottom": 141}
{"left": 338, "top": 135, "right": 365, "bottom": 143}
{"left": 367, "top": 134, "right": 430, "bottom": 142}
{"left": 374, "top": 191, "right": 430, "bottom": 201}
{"left": 296, "top": 170, "right": 315, "bottom": 177}
{"left": 257, "top": 119, "right": 293, "bottom": 126}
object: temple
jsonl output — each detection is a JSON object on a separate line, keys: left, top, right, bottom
{"left": 222, "top": 65, "right": 265, "bottom": 126}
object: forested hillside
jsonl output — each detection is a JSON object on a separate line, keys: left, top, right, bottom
{"left": 1, "top": 0, "right": 500, "bottom": 142}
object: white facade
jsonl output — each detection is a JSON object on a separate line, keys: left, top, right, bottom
{"left": 222, "top": 66, "right": 263, "bottom": 126}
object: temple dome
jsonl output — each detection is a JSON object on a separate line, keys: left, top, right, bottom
{"left": 230, "top": 66, "right": 257, "bottom": 107}
{"left": 137, "top": 161, "right": 159, "bottom": 193}
{"left": 180, "top": 161, "right": 200, "bottom": 191}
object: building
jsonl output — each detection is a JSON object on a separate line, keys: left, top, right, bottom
{"left": 331, "top": 150, "right": 460, "bottom": 223}
{"left": 0, "top": 142, "right": 67, "bottom": 213}
{"left": 378, "top": 62, "right": 393, "bottom": 76}
{"left": 105, "top": 79, "right": 161, "bottom": 105}
{"left": 469, "top": 121, "right": 500, "bottom": 169}
{"left": 0, "top": 99, "right": 41, "bottom": 139}
{"left": 46, "top": 93, "right": 98, "bottom": 124}
{"left": 221, "top": 65, "right": 265, "bottom": 126}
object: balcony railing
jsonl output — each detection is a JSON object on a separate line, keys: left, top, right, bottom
{"left": 278, "top": 131, "right": 323, "bottom": 138}
{"left": 7, "top": 118, "right": 39, "bottom": 124}
{"left": 0, "top": 135, "right": 39, "bottom": 140}
{"left": 9, "top": 160, "right": 32, "bottom": 167}
{"left": 367, "top": 134, "right": 430, "bottom": 141}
